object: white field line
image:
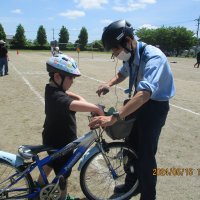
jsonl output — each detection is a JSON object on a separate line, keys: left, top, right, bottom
{"left": 174, "top": 78, "right": 200, "bottom": 83}
{"left": 10, "top": 63, "right": 45, "bottom": 105}
{"left": 81, "top": 74, "right": 200, "bottom": 116}
{"left": 9, "top": 63, "right": 200, "bottom": 116}
{"left": 20, "top": 72, "right": 46, "bottom": 75}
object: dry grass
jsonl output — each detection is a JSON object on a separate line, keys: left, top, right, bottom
{"left": 0, "top": 50, "right": 199, "bottom": 199}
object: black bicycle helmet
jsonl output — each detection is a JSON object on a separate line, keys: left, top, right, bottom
{"left": 101, "top": 20, "right": 134, "bottom": 51}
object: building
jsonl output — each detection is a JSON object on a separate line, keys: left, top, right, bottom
{"left": 5, "top": 35, "right": 14, "bottom": 47}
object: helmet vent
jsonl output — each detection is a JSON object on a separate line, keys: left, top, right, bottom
{"left": 62, "top": 57, "right": 69, "bottom": 61}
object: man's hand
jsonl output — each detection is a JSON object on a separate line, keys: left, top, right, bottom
{"left": 88, "top": 116, "right": 117, "bottom": 129}
{"left": 96, "top": 84, "right": 110, "bottom": 97}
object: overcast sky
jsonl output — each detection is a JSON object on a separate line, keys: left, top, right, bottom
{"left": 1, "top": 0, "right": 200, "bottom": 43}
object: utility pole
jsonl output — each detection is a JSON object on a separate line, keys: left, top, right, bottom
{"left": 195, "top": 16, "right": 200, "bottom": 54}
{"left": 52, "top": 28, "right": 55, "bottom": 41}
{"left": 195, "top": 16, "right": 200, "bottom": 40}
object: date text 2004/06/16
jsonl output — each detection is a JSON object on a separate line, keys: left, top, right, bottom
{"left": 153, "top": 168, "right": 200, "bottom": 176}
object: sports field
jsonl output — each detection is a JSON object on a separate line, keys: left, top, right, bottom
{"left": 0, "top": 50, "right": 199, "bottom": 199}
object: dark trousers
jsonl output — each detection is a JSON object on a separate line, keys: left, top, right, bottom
{"left": 0, "top": 58, "right": 8, "bottom": 75}
{"left": 125, "top": 99, "right": 169, "bottom": 200}
{"left": 4, "top": 58, "right": 8, "bottom": 74}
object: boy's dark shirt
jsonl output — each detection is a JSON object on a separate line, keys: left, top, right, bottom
{"left": 42, "top": 84, "right": 77, "bottom": 148}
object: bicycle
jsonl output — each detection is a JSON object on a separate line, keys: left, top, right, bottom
{"left": 0, "top": 110, "right": 138, "bottom": 200}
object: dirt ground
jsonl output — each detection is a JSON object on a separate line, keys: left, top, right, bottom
{"left": 0, "top": 50, "right": 199, "bottom": 200}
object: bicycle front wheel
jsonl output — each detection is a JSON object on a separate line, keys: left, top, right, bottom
{"left": 80, "top": 142, "right": 139, "bottom": 200}
{"left": 0, "top": 159, "right": 34, "bottom": 200}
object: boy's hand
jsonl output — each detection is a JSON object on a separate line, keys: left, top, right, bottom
{"left": 97, "top": 108, "right": 105, "bottom": 116}
{"left": 91, "top": 104, "right": 105, "bottom": 117}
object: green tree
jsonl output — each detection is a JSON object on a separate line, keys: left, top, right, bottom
{"left": 58, "top": 26, "right": 69, "bottom": 50}
{"left": 154, "top": 27, "right": 173, "bottom": 51}
{"left": 92, "top": 40, "right": 104, "bottom": 51}
{"left": 136, "top": 26, "right": 196, "bottom": 56}
{"left": 136, "top": 28, "right": 157, "bottom": 45}
{"left": 77, "top": 27, "right": 88, "bottom": 50}
{"left": 11, "top": 24, "right": 26, "bottom": 48}
{"left": 170, "top": 26, "right": 196, "bottom": 56}
{"left": 66, "top": 42, "right": 76, "bottom": 50}
{"left": 26, "top": 39, "right": 34, "bottom": 48}
{"left": 0, "top": 24, "right": 6, "bottom": 41}
{"left": 36, "top": 25, "right": 47, "bottom": 47}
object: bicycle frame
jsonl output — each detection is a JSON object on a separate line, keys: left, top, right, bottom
{"left": 0, "top": 130, "right": 101, "bottom": 199}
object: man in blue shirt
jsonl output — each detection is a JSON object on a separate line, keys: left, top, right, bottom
{"left": 89, "top": 20, "right": 175, "bottom": 200}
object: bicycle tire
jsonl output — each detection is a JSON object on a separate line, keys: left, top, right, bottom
{"left": 80, "top": 142, "right": 139, "bottom": 200}
{"left": 0, "top": 159, "right": 34, "bottom": 200}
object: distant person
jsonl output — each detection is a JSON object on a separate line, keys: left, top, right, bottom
{"left": 0, "top": 40, "right": 8, "bottom": 76}
{"left": 52, "top": 46, "right": 62, "bottom": 56}
{"left": 37, "top": 54, "right": 104, "bottom": 200}
{"left": 194, "top": 51, "right": 200, "bottom": 68}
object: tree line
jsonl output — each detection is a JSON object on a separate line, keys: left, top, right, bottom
{"left": 0, "top": 23, "right": 199, "bottom": 56}
{"left": 0, "top": 23, "right": 92, "bottom": 51}
{"left": 136, "top": 26, "right": 198, "bottom": 56}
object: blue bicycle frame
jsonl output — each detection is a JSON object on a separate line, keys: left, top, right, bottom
{"left": 0, "top": 130, "right": 101, "bottom": 199}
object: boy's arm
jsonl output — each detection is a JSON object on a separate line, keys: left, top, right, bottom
{"left": 66, "top": 91, "right": 86, "bottom": 102}
{"left": 69, "top": 101, "right": 104, "bottom": 116}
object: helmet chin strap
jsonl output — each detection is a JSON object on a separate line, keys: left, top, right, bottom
{"left": 121, "top": 43, "right": 135, "bottom": 61}
{"left": 121, "top": 42, "right": 135, "bottom": 59}
{"left": 52, "top": 74, "right": 65, "bottom": 91}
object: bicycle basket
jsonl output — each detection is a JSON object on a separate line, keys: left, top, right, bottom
{"left": 105, "top": 118, "right": 135, "bottom": 140}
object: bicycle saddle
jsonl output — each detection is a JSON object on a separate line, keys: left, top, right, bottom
{"left": 18, "top": 145, "right": 56, "bottom": 160}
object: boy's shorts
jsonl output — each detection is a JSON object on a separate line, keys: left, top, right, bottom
{"left": 47, "top": 150, "right": 73, "bottom": 178}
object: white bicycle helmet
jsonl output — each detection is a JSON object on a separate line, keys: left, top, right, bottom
{"left": 46, "top": 54, "right": 81, "bottom": 77}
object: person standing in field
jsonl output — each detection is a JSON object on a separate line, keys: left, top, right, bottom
{"left": 0, "top": 40, "right": 8, "bottom": 76}
{"left": 38, "top": 54, "right": 104, "bottom": 200}
{"left": 89, "top": 20, "right": 175, "bottom": 200}
{"left": 194, "top": 51, "right": 200, "bottom": 68}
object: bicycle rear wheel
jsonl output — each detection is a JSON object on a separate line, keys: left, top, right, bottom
{"left": 0, "top": 159, "right": 34, "bottom": 200}
{"left": 80, "top": 142, "right": 139, "bottom": 200}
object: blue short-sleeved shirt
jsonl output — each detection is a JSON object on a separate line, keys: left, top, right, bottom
{"left": 118, "top": 41, "right": 175, "bottom": 101}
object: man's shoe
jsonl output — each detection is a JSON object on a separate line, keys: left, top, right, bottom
{"left": 114, "top": 183, "right": 140, "bottom": 196}
{"left": 114, "top": 184, "right": 131, "bottom": 193}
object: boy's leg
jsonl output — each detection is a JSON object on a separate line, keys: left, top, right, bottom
{"left": 37, "top": 165, "right": 52, "bottom": 185}
{"left": 0, "top": 59, "right": 3, "bottom": 76}
{"left": 51, "top": 152, "right": 74, "bottom": 199}
{"left": 37, "top": 166, "right": 68, "bottom": 200}
{"left": 4, "top": 59, "right": 8, "bottom": 75}
{"left": 58, "top": 178, "right": 68, "bottom": 200}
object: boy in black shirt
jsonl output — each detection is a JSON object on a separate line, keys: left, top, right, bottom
{"left": 38, "top": 54, "right": 104, "bottom": 200}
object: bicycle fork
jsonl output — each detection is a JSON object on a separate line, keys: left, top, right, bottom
{"left": 98, "top": 141, "right": 118, "bottom": 179}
